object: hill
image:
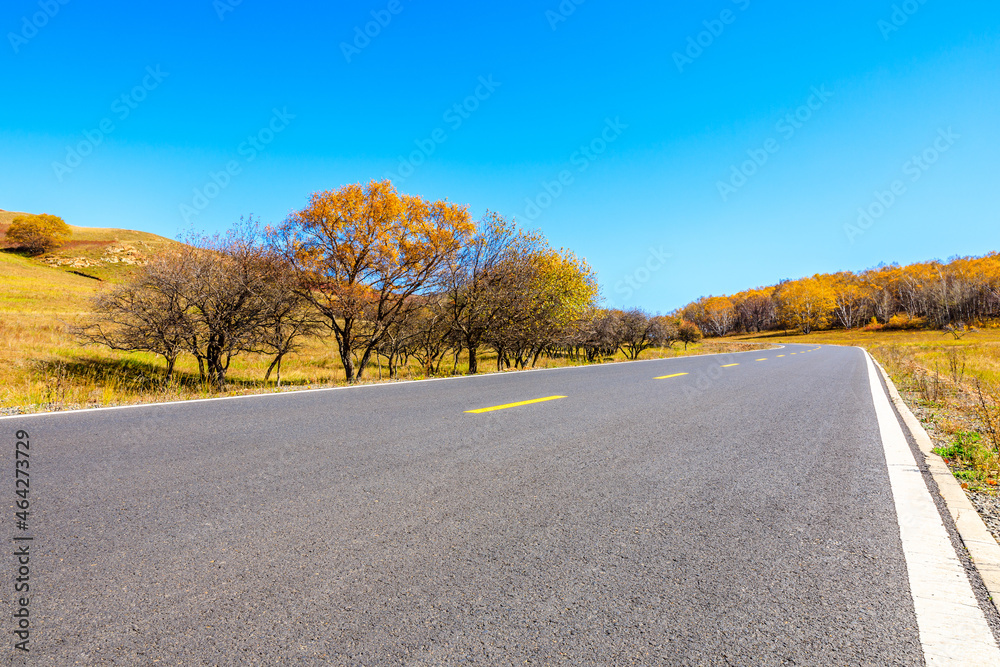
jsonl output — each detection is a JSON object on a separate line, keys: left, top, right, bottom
{"left": 0, "top": 209, "right": 187, "bottom": 413}
{"left": 0, "top": 209, "right": 178, "bottom": 281}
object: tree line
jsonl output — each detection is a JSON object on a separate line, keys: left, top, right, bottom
{"left": 680, "top": 253, "right": 1000, "bottom": 337}
{"left": 79, "top": 180, "right": 699, "bottom": 388}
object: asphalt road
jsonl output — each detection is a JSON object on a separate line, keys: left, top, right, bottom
{"left": 4, "top": 344, "right": 997, "bottom": 665}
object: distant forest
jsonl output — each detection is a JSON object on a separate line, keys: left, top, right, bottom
{"left": 680, "top": 253, "right": 1000, "bottom": 336}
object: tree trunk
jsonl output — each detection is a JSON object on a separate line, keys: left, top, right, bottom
{"left": 467, "top": 342, "right": 478, "bottom": 374}
{"left": 336, "top": 332, "right": 356, "bottom": 382}
{"left": 265, "top": 354, "right": 284, "bottom": 384}
{"left": 356, "top": 345, "right": 376, "bottom": 382}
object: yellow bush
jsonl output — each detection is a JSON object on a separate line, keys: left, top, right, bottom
{"left": 6, "top": 214, "right": 71, "bottom": 254}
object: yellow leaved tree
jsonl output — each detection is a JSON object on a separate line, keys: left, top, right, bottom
{"left": 273, "top": 180, "right": 474, "bottom": 382}
{"left": 6, "top": 213, "right": 71, "bottom": 254}
{"left": 776, "top": 276, "right": 835, "bottom": 334}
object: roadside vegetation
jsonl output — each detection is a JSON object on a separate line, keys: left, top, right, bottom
{"left": 2, "top": 191, "right": 751, "bottom": 414}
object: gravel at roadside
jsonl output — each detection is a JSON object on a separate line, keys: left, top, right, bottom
{"left": 908, "top": 394, "right": 1000, "bottom": 547}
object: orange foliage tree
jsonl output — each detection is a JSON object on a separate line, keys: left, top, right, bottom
{"left": 678, "top": 252, "right": 1000, "bottom": 338}
{"left": 776, "top": 276, "right": 835, "bottom": 334}
{"left": 274, "top": 180, "right": 474, "bottom": 382}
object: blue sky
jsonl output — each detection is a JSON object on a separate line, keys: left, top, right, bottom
{"left": 2, "top": 0, "right": 998, "bottom": 312}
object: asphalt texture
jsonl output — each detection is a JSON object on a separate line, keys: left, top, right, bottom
{"left": 0, "top": 344, "right": 972, "bottom": 665}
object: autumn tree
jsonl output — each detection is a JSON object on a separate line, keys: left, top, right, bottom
{"left": 864, "top": 266, "right": 901, "bottom": 324}
{"left": 254, "top": 257, "right": 319, "bottom": 386}
{"left": 7, "top": 213, "right": 71, "bottom": 254}
{"left": 734, "top": 288, "right": 777, "bottom": 333}
{"left": 77, "top": 271, "right": 189, "bottom": 378}
{"left": 399, "top": 301, "right": 455, "bottom": 376}
{"left": 485, "top": 242, "right": 600, "bottom": 369}
{"left": 831, "top": 272, "right": 872, "bottom": 329}
{"left": 569, "top": 309, "right": 621, "bottom": 362}
{"left": 442, "top": 211, "right": 519, "bottom": 374}
{"left": 82, "top": 218, "right": 298, "bottom": 389}
{"left": 182, "top": 225, "right": 295, "bottom": 388}
{"left": 776, "top": 276, "right": 835, "bottom": 334}
{"left": 701, "top": 296, "right": 736, "bottom": 337}
{"left": 676, "top": 252, "right": 1000, "bottom": 337}
{"left": 652, "top": 315, "right": 680, "bottom": 348}
{"left": 273, "top": 180, "right": 474, "bottom": 382}
{"left": 677, "top": 320, "right": 703, "bottom": 349}
{"left": 374, "top": 306, "right": 417, "bottom": 380}
{"left": 616, "top": 309, "right": 668, "bottom": 360}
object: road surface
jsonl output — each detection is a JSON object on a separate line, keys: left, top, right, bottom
{"left": 4, "top": 344, "right": 1000, "bottom": 665}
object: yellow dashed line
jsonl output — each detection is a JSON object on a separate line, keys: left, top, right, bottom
{"left": 655, "top": 373, "right": 689, "bottom": 380}
{"left": 756, "top": 358, "right": 768, "bottom": 362}
{"left": 722, "top": 363, "right": 739, "bottom": 368}
{"left": 465, "top": 395, "right": 567, "bottom": 414}
{"left": 777, "top": 355, "right": 785, "bottom": 358}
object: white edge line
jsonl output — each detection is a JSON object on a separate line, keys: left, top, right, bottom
{"left": 869, "top": 351, "right": 1000, "bottom": 612}
{"left": 0, "top": 342, "right": 790, "bottom": 421}
{"left": 864, "top": 349, "right": 1000, "bottom": 664}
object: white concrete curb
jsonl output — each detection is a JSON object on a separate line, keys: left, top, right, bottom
{"left": 871, "top": 354, "right": 1000, "bottom": 612}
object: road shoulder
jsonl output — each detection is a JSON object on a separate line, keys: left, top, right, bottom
{"left": 871, "top": 354, "right": 1000, "bottom": 611}
{"left": 865, "top": 350, "right": 1000, "bottom": 664}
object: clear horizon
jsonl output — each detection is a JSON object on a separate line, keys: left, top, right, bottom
{"left": 3, "top": 0, "right": 998, "bottom": 312}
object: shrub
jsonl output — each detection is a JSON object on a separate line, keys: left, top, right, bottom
{"left": 6, "top": 214, "right": 71, "bottom": 254}
{"left": 862, "top": 316, "right": 884, "bottom": 332}
{"left": 884, "top": 314, "right": 925, "bottom": 331}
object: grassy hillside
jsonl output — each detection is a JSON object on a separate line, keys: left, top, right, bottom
{"left": 0, "top": 212, "right": 193, "bottom": 410}
{"left": 0, "top": 209, "right": 177, "bottom": 281}
{"left": 0, "top": 250, "right": 101, "bottom": 313}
